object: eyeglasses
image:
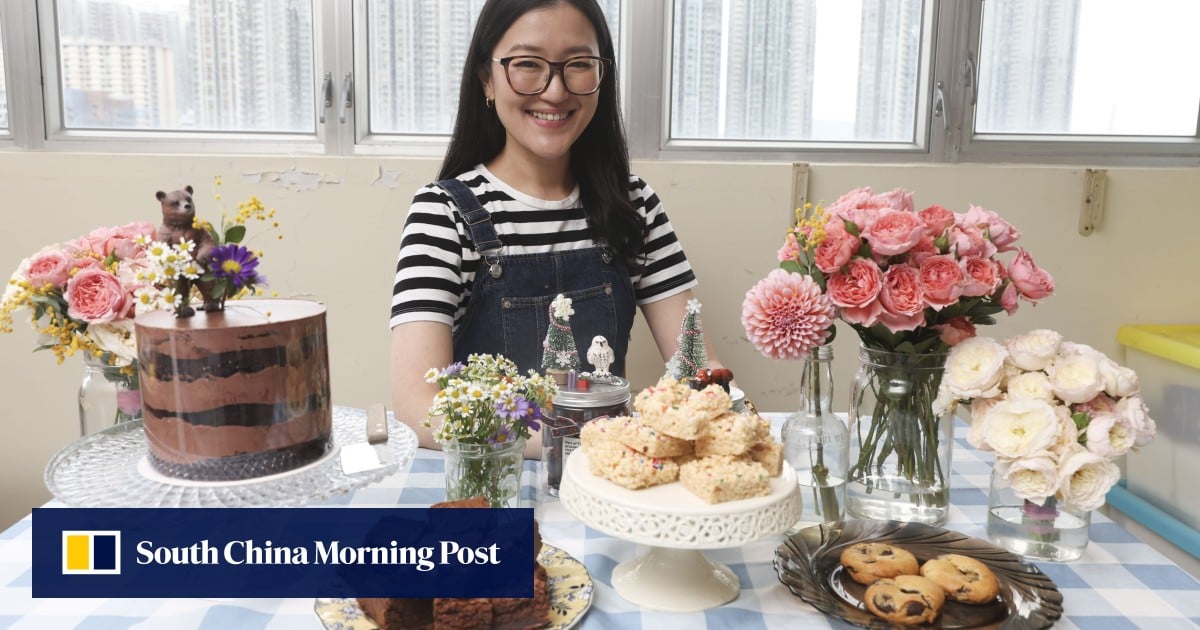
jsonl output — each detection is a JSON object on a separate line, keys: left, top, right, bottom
{"left": 492, "top": 55, "right": 611, "bottom": 96}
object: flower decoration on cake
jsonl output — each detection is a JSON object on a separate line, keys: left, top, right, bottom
{"left": 426, "top": 353, "right": 558, "bottom": 446}
{"left": 935, "top": 329, "right": 1156, "bottom": 511}
{"left": 148, "top": 179, "right": 275, "bottom": 317}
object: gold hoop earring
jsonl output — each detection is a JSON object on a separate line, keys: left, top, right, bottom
{"left": 485, "top": 96, "right": 495, "bottom": 109}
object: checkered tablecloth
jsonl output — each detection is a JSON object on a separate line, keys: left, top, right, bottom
{"left": 2, "top": 416, "right": 1199, "bottom": 629}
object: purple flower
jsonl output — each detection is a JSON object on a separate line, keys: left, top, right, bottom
{"left": 495, "top": 394, "right": 531, "bottom": 421}
{"left": 524, "top": 405, "right": 543, "bottom": 432}
{"left": 210, "top": 244, "right": 260, "bottom": 288}
{"left": 440, "top": 362, "right": 465, "bottom": 377}
{"left": 488, "top": 425, "right": 514, "bottom": 444}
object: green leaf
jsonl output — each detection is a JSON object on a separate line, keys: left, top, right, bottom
{"left": 224, "top": 224, "right": 246, "bottom": 244}
{"left": 1072, "top": 412, "right": 1090, "bottom": 431}
{"left": 973, "top": 315, "right": 997, "bottom": 326}
{"left": 779, "top": 259, "right": 802, "bottom": 274}
{"left": 843, "top": 219, "right": 860, "bottom": 236}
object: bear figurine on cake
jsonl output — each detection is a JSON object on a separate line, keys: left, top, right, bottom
{"left": 135, "top": 185, "right": 332, "bottom": 481}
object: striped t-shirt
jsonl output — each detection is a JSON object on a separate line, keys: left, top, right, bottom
{"left": 390, "top": 165, "right": 697, "bottom": 330}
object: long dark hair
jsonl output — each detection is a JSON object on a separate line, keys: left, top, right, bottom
{"left": 439, "top": 0, "right": 644, "bottom": 268}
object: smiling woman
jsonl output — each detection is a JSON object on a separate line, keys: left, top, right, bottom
{"left": 388, "top": 0, "right": 726, "bottom": 454}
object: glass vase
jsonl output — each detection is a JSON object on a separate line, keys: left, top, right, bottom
{"left": 986, "top": 468, "right": 1091, "bottom": 561}
{"left": 781, "top": 344, "right": 847, "bottom": 532}
{"left": 78, "top": 355, "right": 142, "bottom": 436}
{"left": 846, "top": 346, "right": 953, "bottom": 525}
{"left": 443, "top": 437, "right": 525, "bottom": 508}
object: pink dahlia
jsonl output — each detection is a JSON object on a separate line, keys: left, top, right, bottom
{"left": 742, "top": 269, "right": 835, "bottom": 360}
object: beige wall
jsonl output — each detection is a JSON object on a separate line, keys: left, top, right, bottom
{"left": 1, "top": 153, "right": 1197, "bottom": 528}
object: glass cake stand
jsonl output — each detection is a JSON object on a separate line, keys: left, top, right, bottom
{"left": 44, "top": 406, "right": 417, "bottom": 508}
{"left": 558, "top": 449, "right": 802, "bottom": 612}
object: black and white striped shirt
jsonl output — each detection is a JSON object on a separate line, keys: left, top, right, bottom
{"left": 390, "top": 165, "right": 697, "bottom": 330}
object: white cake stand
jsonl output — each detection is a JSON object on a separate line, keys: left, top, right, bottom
{"left": 558, "top": 450, "right": 801, "bottom": 612}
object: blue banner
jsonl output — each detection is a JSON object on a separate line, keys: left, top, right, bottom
{"left": 34, "top": 508, "right": 534, "bottom": 598}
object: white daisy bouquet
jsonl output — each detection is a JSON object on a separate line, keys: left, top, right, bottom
{"left": 934, "top": 329, "right": 1156, "bottom": 513}
{"left": 425, "top": 353, "right": 557, "bottom": 446}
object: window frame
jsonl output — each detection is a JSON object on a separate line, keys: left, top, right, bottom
{"left": 947, "top": 0, "right": 1200, "bottom": 166}
{"left": 634, "top": 0, "right": 941, "bottom": 163}
{"left": 0, "top": 0, "right": 1194, "bottom": 166}
{"left": 29, "top": 0, "right": 334, "bottom": 155}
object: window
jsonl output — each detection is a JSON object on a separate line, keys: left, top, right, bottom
{"left": 363, "top": 0, "right": 621, "bottom": 137}
{"left": 975, "top": 0, "right": 1200, "bottom": 137}
{"left": 669, "top": 0, "right": 927, "bottom": 145}
{"left": 49, "top": 0, "right": 315, "bottom": 133}
{"left": 0, "top": 0, "right": 1195, "bottom": 162}
{"left": 0, "top": 22, "right": 8, "bottom": 131}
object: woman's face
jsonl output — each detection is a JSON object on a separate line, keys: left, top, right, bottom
{"left": 483, "top": 3, "right": 601, "bottom": 171}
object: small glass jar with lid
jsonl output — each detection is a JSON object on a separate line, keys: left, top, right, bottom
{"left": 542, "top": 375, "right": 631, "bottom": 496}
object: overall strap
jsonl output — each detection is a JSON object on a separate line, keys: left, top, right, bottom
{"left": 437, "top": 178, "right": 503, "bottom": 278}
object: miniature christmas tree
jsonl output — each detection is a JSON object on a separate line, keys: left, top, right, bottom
{"left": 541, "top": 294, "right": 581, "bottom": 377}
{"left": 667, "top": 298, "right": 708, "bottom": 379}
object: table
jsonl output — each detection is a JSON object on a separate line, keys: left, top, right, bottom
{"left": 2, "top": 418, "right": 1199, "bottom": 629}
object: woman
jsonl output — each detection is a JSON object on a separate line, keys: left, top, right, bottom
{"left": 389, "top": 0, "right": 721, "bottom": 452}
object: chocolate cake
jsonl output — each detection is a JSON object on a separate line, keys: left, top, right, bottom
{"left": 357, "top": 498, "right": 551, "bottom": 630}
{"left": 135, "top": 298, "right": 332, "bottom": 480}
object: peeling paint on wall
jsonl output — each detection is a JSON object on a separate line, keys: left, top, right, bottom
{"left": 241, "top": 167, "right": 340, "bottom": 192}
{"left": 372, "top": 166, "right": 407, "bottom": 189}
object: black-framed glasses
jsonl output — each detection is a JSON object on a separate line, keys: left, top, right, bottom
{"left": 492, "top": 55, "right": 611, "bottom": 96}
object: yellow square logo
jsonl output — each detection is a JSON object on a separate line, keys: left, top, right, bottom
{"left": 61, "top": 531, "right": 121, "bottom": 575}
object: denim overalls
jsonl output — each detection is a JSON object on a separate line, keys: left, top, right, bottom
{"left": 438, "top": 179, "right": 637, "bottom": 377}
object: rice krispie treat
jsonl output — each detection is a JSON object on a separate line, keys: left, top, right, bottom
{"left": 695, "top": 411, "right": 763, "bottom": 457}
{"left": 640, "top": 384, "right": 732, "bottom": 440}
{"left": 748, "top": 439, "right": 784, "bottom": 477}
{"left": 585, "top": 438, "right": 680, "bottom": 490}
{"left": 679, "top": 455, "right": 770, "bottom": 504}
{"left": 633, "top": 376, "right": 693, "bottom": 417}
{"left": 581, "top": 416, "right": 693, "bottom": 458}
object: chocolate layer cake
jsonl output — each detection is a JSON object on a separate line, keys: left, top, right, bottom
{"left": 135, "top": 298, "right": 332, "bottom": 480}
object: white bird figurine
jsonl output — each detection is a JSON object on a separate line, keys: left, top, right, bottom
{"left": 586, "top": 335, "right": 615, "bottom": 379}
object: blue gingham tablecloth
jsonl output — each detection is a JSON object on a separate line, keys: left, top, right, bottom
{"left": 2, "top": 417, "right": 1199, "bottom": 629}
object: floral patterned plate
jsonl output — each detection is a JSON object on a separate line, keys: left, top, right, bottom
{"left": 775, "top": 519, "right": 1063, "bottom": 629}
{"left": 314, "top": 544, "right": 593, "bottom": 629}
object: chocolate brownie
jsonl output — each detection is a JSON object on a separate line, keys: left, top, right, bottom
{"left": 357, "top": 597, "right": 433, "bottom": 629}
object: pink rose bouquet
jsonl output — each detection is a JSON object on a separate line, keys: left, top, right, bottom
{"left": 2, "top": 221, "right": 158, "bottom": 370}
{"left": 774, "top": 187, "right": 1053, "bottom": 355}
{"left": 744, "top": 186, "right": 1054, "bottom": 522}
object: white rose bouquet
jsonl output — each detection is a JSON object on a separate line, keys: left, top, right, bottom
{"left": 935, "top": 330, "right": 1156, "bottom": 516}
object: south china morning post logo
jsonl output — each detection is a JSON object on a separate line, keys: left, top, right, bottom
{"left": 35, "top": 508, "right": 533, "bottom": 598}
{"left": 61, "top": 530, "right": 121, "bottom": 575}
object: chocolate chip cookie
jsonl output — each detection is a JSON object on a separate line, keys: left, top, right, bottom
{"left": 864, "top": 574, "right": 945, "bottom": 626}
{"left": 920, "top": 553, "right": 1000, "bottom": 604}
{"left": 839, "top": 542, "right": 920, "bottom": 585}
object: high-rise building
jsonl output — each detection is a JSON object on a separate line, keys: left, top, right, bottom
{"left": 189, "top": 0, "right": 313, "bottom": 132}
{"left": 672, "top": 0, "right": 816, "bottom": 140}
{"left": 977, "top": 0, "right": 1080, "bottom": 133}
{"left": 59, "top": 41, "right": 176, "bottom": 128}
{"left": 855, "top": 0, "right": 923, "bottom": 141}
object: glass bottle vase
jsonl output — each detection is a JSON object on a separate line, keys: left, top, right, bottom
{"left": 78, "top": 355, "right": 143, "bottom": 436}
{"left": 846, "top": 346, "right": 953, "bottom": 526}
{"left": 781, "top": 344, "right": 847, "bottom": 532}
{"left": 443, "top": 437, "right": 525, "bottom": 508}
{"left": 986, "top": 468, "right": 1091, "bottom": 561}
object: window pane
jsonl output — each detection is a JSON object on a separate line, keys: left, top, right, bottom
{"left": 366, "top": 0, "right": 621, "bottom": 136}
{"left": 0, "top": 23, "right": 8, "bottom": 130}
{"left": 671, "top": 0, "right": 924, "bottom": 143}
{"left": 55, "top": 0, "right": 315, "bottom": 132}
{"left": 977, "top": 0, "right": 1200, "bottom": 136}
